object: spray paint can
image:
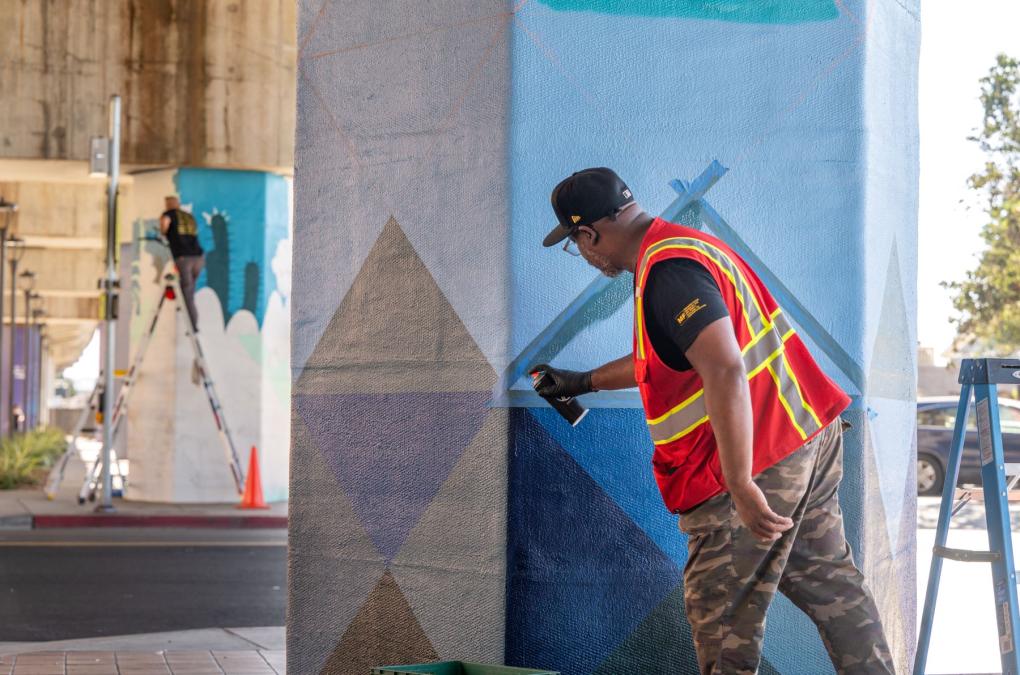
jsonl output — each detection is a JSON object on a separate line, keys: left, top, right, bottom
{"left": 531, "top": 370, "right": 589, "bottom": 427}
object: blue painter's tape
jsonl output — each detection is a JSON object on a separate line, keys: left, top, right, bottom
{"left": 683, "top": 192, "right": 865, "bottom": 394}
{"left": 493, "top": 158, "right": 863, "bottom": 409}
{"left": 502, "top": 389, "right": 645, "bottom": 409}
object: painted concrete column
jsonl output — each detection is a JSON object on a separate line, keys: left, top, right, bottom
{"left": 290, "top": 1, "right": 919, "bottom": 673}
{"left": 122, "top": 168, "right": 291, "bottom": 503}
{"left": 0, "top": 326, "right": 43, "bottom": 433}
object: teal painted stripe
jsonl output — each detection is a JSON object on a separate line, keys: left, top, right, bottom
{"left": 536, "top": 0, "right": 839, "bottom": 24}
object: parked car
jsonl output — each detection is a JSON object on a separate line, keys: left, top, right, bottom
{"left": 917, "top": 396, "right": 1020, "bottom": 496}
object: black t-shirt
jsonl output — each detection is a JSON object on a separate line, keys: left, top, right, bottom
{"left": 643, "top": 258, "right": 730, "bottom": 371}
{"left": 163, "top": 208, "right": 204, "bottom": 258}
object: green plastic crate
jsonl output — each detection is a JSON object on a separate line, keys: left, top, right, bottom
{"left": 372, "top": 661, "right": 558, "bottom": 675}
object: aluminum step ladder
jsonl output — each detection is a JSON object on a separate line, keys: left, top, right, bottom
{"left": 915, "top": 358, "right": 1020, "bottom": 674}
{"left": 45, "top": 237, "right": 245, "bottom": 502}
{"left": 83, "top": 260, "right": 245, "bottom": 501}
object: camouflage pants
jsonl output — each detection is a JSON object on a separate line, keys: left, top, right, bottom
{"left": 678, "top": 420, "right": 895, "bottom": 674}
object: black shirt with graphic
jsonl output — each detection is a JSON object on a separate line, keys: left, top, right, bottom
{"left": 163, "top": 208, "right": 205, "bottom": 259}
{"left": 643, "top": 258, "right": 730, "bottom": 371}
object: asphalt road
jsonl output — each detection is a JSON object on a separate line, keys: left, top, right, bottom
{"left": 0, "top": 528, "right": 286, "bottom": 642}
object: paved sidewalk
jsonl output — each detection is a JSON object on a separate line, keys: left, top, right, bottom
{"left": 0, "top": 628, "right": 285, "bottom": 675}
{"left": 0, "top": 650, "right": 285, "bottom": 675}
{"left": 918, "top": 496, "right": 1020, "bottom": 674}
{"left": 0, "top": 453, "right": 286, "bottom": 530}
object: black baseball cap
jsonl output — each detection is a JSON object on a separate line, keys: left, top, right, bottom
{"left": 543, "top": 167, "right": 634, "bottom": 247}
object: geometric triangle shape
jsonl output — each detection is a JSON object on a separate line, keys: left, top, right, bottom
{"left": 320, "top": 570, "right": 439, "bottom": 675}
{"left": 287, "top": 414, "right": 386, "bottom": 675}
{"left": 593, "top": 582, "right": 699, "bottom": 675}
{"left": 295, "top": 390, "right": 490, "bottom": 562}
{"left": 530, "top": 406, "right": 689, "bottom": 569}
{"left": 867, "top": 396, "right": 916, "bottom": 555}
{"left": 506, "top": 410, "right": 683, "bottom": 673}
{"left": 391, "top": 409, "right": 509, "bottom": 662}
{"left": 296, "top": 216, "right": 495, "bottom": 395}
{"left": 868, "top": 238, "right": 915, "bottom": 401}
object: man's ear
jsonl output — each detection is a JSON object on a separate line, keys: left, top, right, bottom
{"left": 577, "top": 224, "right": 599, "bottom": 246}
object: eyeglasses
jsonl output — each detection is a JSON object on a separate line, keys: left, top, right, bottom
{"left": 561, "top": 225, "right": 600, "bottom": 257}
{"left": 562, "top": 234, "right": 581, "bottom": 257}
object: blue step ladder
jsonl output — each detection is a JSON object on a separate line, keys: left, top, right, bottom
{"left": 915, "top": 358, "right": 1020, "bottom": 674}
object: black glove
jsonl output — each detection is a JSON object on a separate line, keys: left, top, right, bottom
{"left": 529, "top": 364, "right": 596, "bottom": 398}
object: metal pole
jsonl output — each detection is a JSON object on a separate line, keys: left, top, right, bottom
{"left": 34, "top": 318, "right": 45, "bottom": 428}
{"left": 7, "top": 251, "right": 18, "bottom": 437}
{"left": 0, "top": 201, "right": 14, "bottom": 437}
{"left": 37, "top": 334, "right": 44, "bottom": 425}
{"left": 98, "top": 95, "right": 120, "bottom": 512}
{"left": 22, "top": 289, "right": 32, "bottom": 430}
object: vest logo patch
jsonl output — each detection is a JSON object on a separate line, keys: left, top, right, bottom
{"left": 676, "top": 298, "right": 707, "bottom": 326}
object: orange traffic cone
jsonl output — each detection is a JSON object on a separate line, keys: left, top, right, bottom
{"left": 238, "top": 446, "right": 269, "bottom": 509}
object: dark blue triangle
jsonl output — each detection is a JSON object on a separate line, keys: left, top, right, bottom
{"left": 594, "top": 582, "right": 782, "bottom": 675}
{"left": 531, "top": 406, "right": 689, "bottom": 569}
{"left": 295, "top": 391, "right": 489, "bottom": 562}
{"left": 506, "top": 410, "right": 683, "bottom": 674}
{"left": 593, "top": 582, "right": 697, "bottom": 675}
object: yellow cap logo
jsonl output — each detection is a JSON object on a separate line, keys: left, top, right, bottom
{"left": 571, "top": 215, "right": 581, "bottom": 224}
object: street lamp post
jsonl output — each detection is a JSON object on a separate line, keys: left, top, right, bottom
{"left": 0, "top": 199, "right": 16, "bottom": 434}
{"left": 97, "top": 95, "right": 121, "bottom": 513}
{"left": 32, "top": 309, "right": 44, "bottom": 428}
{"left": 20, "top": 271, "right": 36, "bottom": 430}
{"left": 6, "top": 237, "right": 24, "bottom": 437}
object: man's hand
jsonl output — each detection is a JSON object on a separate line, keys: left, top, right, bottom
{"left": 530, "top": 364, "right": 595, "bottom": 398}
{"left": 729, "top": 480, "right": 794, "bottom": 542}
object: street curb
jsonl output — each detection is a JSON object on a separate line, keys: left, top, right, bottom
{"left": 0, "top": 514, "right": 32, "bottom": 531}
{"left": 31, "top": 514, "right": 288, "bottom": 529}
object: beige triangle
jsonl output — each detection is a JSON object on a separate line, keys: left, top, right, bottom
{"left": 288, "top": 412, "right": 385, "bottom": 675}
{"left": 296, "top": 216, "right": 494, "bottom": 395}
{"left": 390, "top": 409, "right": 509, "bottom": 661}
{"left": 319, "top": 570, "right": 439, "bottom": 675}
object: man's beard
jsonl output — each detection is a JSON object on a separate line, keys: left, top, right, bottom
{"left": 583, "top": 250, "right": 623, "bottom": 278}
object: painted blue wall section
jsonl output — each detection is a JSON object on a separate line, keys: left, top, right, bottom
{"left": 176, "top": 168, "right": 289, "bottom": 326}
{"left": 504, "top": 1, "right": 919, "bottom": 673}
{"left": 507, "top": 409, "right": 687, "bottom": 673}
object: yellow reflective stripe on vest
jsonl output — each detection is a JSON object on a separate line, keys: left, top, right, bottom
{"left": 647, "top": 309, "right": 788, "bottom": 428}
{"left": 764, "top": 350, "right": 821, "bottom": 440}
{"left": 635, "top": 291, "right": 647, "bottom": 360}
{"left": 637, "top": 237, "right": 768, "bottom": 338}
{"left": 646, "top": 310, "right": 821, "bottom": 445}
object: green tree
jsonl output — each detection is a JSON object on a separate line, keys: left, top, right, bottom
{"left": 948, "top": 54, "right": 1020, "bottom": 351}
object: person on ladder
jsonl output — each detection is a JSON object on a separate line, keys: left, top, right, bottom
{"left": 160, "top": 194, "right": 205, "bottom": 332}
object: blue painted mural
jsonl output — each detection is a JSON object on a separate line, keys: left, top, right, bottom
{"left": 174, "top": 168, "right": 290, "bottom": 327}
{"left": 123, "top": 167, "right": 293, "bottom": 503}
{"left": 290, "top": 0, "right": 919, "bottom": 673}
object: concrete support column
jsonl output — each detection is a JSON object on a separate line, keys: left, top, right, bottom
{"left": 122, "top": 168, "right": 291, "bottom": 503}
{"left": 289, "top": 1, "right": 919, "bottom": 673}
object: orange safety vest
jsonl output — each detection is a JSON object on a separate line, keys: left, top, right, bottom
{"left": 633, "top": 218, "right": 850, "bottom": 513}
